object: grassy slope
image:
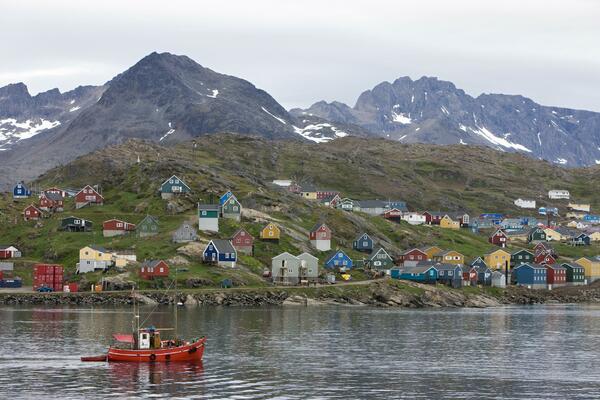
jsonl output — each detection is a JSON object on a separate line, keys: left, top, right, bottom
{"left": 1, "top": 134, "right": 599, "bottom": 288}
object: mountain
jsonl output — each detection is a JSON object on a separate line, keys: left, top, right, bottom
{"left": 0, "top": 52, "right": 354, "bottom": 187}
{"left": 291, "top": 76, "right": 600, "bottom": 166}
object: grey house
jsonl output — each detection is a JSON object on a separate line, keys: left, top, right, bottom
{"left": 297, "top": 252, "right": 319, "bottom": 283}
{"left": 172, "top": 222, "right": 197, "bottom": 243}
{"left": 272, "top": 252, "right": 300, "bottom": 286}
{"left": 353, "top": 200, "right": 408, "bottom": 216}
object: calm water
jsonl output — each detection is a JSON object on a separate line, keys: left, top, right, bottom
{"left": 1, "top": 304, "right": 600, "bottom": 399}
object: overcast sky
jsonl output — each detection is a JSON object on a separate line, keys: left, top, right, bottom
{"left": 1, "top": 0, "right": 599, "bottom": 111}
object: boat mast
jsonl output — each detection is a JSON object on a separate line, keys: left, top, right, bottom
{"left": 174, "top": 267, "right": 178, "bottom": 339}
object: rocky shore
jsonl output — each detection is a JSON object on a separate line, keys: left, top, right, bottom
{"left": 2, "top": 280, "right": 600, "bottom": 308}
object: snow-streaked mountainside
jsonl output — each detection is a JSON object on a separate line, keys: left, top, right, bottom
{"left": 290, "top": 76, "right": 600, "bottom": 166}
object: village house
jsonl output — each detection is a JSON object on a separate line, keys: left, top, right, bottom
{"left": 514, "top": 198, "right": 536, "bottom": 209}
{"left": 60, "top": 216, "right": 93, "bottom": 232}
{"left": 472, "top": 263, "right": 493, "bottom": 286}
{"left": 198, "top": 203, "right": 219, "bottom": 232}
{"left": 102, "top": 219, "right": 136, "bottom": 237}
{"left": 324, "top": 250, "right": 353, "bottom": 270}
{"left": 561, "top": 263, "right": 585, "bottom": 285}
{"left": 527, "top": 227, "right": 547, "bottom": 243}
{"left": 447, "top": 212, "right": 470, "bottom": 227}
{"left": 566, "top": 212, "right": 587, "bottom": 220}
{"left": 159, "top": 175, "right": 191, "bottom": 199}
{"left": 534, "top": 242, "right": 557, "bottom": 258}
{"left": 569, "top": 233, "right": 591, "bottom": 246}
{"left": 512, "top": 263, "right": 548, "bottom": 289}
{"left": 484, "top": 248, "right": 511, "bottom": 270}
{"left": 544, "top": 227, "right": 570, "bottom": 242}
{"left": 439, "top": 215, "right": 460, "bottom": 230}
{"left": 271, "top": 252, "right": 319, "bottom": 285}
{"left": 432, "top": 250, "right": 464, "bottom": 265}
{"left": 74, "top": 185, "right": 104, "bottom": 209}
{"left": 272, "top": 179, "right": 292, "bottom": 188}
{"left": 0, "top": 246, "right": 21, "bottom": 259}
{"left": 287, "top": 182, "right": 302, "bottom": 194}
{"left": 220, "top": 192, "right": 242, "bottom": 221}
{"left": 589, "top": 231, "right": 600, "bottom": 242}
{"left": 462, "top": 265, "right": 478, "bottom": 286}
{"left": 382, "top": 208, "right": 403, "bottom": 222}
{"left": 13, "top": 182, "right": 31, "bottom": 199}
{"left": 353, "top": 233, "right": 374, "bottom": 253}
{"left": 139, "top": 260, "right": 170, "bottom": 280}
{"left": 336, "top": 198, "right": 354, "bottom": 212}
{"left": 203, "top": 239, "right": 237, "bottom": 268}
{"left": 309, "top": 223, "right": 332, "bottom": 251}
{"left": 511, "top": 249, "right": 534, "bottom": 267}
{"left": 436, "top": 264, "right": 463, "bottom": 288}
{"left": 491, "top": 271, "right": 507, "bottom": 288}
{"left": 548, "top": 190, "right": 570, "bottom": 200}
{"left": 505, "top": 229, "right": 529, "bottom": 242}
{"left": 583, "top": 214, "right": 600, "bottom": 224}
{"left": 296, "top": 253, "right": 319, "bottom": 283}
{"left": 567, "top": 203, "right": 591, "bottom": 213}
{"left": 172, "top": 222, "right": 197, "bottom": 243}
{"left": 574, "top": 257, "right": 600, "bottom": 283}
{"left": 320, "top": 193, "right": 341, "bottom": 208}
{"left": 354, "top": 200, "right": 407, "bottom": 215}
{"left": 299, "top": 185, "right": 339, "bottom": 201}
{"left": 489, "top": 229, "right": 509, "bottom": 247}
{"left": 43, "top": 187, "right": 68, "bottom": 198}
{"left": 231, "top": 229, "right": 254, "bottom": 255}
{"left": 423, "top": 211, "right": 446, "bottom": 225}
{"left": 533, "top": 251, "right": 556, "bottom": 265}
{"left": 76, "top": 245, "right": 112, "bottom": 273}
{"left": 399, "top": 248, "right": 429, "bottom": 267}
{"left": 23, "top": 204, "right": 44, "bottom": 221}
{"left": 260, "top": 223, "right": 281, "bottom": 241}
{"left": 391, "top": 265, "right": 438, "bottom": 283}
{"left": 367, "top": 248, "right": 394, "bottom": 271}
{"left": 137, "top": 215, "right": 159, "bottom": 237}
{"left": 39, "top": 192, "right": 64, "bottom": 212}
{"left": 421, "top": 246, "right": 443, "bottom": 261}
{"left": 500, "top": 218, "right": 524, "bottom": 230}
{"left": 545, "top": 264, "right": 567, "bottom": 287}
{"left": 401, "top": 212, "right": 426, "bottom": 225}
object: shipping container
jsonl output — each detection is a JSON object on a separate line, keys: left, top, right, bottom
{"left": 68, "top": 283, "right": 79, "bottom": 292}
{"left": 0, "top": 271, "right": 3, "bottom": 280}
{"left": 0, "top": 279, "right": 22, "bottom": 288}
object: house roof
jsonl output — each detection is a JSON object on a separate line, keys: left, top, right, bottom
{"left": 514, "top": 263, "right": 547, "bottom": 270}
{"left": 310, "top": 222, "right": 330, "bottom": 232}
{"left": 484, "top": 248, "right": 510, "bottom": 256}
{"left": 232, "top": 228, "right": 252, "bottom": 239}
{"left": 505, "top": 229, "right": 529, "bottom": 237}
{"left": 435, "top": 263, "right": 462, "bottom": 271}
{"left": 326, "top": 250, "right": 350, "bottom": 263}
{"left": 43, "top": 192, "right": 63, "bottom": 201}
{"left": 354, "top": 232, "right": 372, "bottom": 242}
{"left": 139, "top": 215, "right": 159, "bottom": 225}
{"left": 512, "top": 249, "right": 534, "bottom": 256}
{"left": 320, "top": 194, "right": 340, "bottom": 203}
{"left": 402, "top": 265, "right": 438, "bottom": 274}
{"left": 434, "top": 250, "right": 462, "bottom": 257}
{"left": 300, "top": 184, "right": 317, "bottom": 192}
{"left": 370, "top": 248, "right": 391, "bottom": 259}
{"left": 402, "top": 248, "right": 427, "bottom": 256}
{"left": 161, "top": 175, "right": 190, "bottom": 189}
{"left": 198, "top": 203, "right": 220, "bottom": 210}
{"left": 209, "top": 239, "right": 236, "bottom": 254}
{"left": 424, "top": 211, "right": 447, "bottom": 217}
{"left": 297, "top": 252, "right": 318, "bottom": 261}
{"left": 88, "top": 245, "right": 107, "bottom": 252}
{"left": 141, "top": 259, "right": 166, "bottom": 268}
{"left": 356, "top": 200, "right": 387, "bottom": 208}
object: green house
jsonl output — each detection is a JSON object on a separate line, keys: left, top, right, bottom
{"left": 527, "top": 227, "right": 546, "bottom": 243}
{"left": 221, "top": 195, "right": 242, "bottom": 221}
{"left": 562, "top": 263, "right": 586, "bottom": 284}
{"left": 368, "top": 248, "right": 394, "bottom": 271}
{"left": 160, "top": 175, "right": 191, "bottom": 199}
{"left": 137, "top": 215, "right": 159, "bottom": 237}
{"left": 511, "top": 249, "right": 534, "bottom": 267}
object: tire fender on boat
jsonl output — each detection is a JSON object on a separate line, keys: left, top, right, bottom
{"left": 149, "top": 354, "right": 156, "bottom": 361}
{"left": 188, "top": 347, "right": 197, "bottom": 354}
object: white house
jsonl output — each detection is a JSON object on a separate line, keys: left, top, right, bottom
{"left": 272, "top": 179, "right": 292, "bottom": 187}
{"left": 568, "top": 203, "right": 591, "bottom": 212}
{"left": 491, "top": 271, "right": 506, "bottom": 288}
{"left": 514, "top": 198, "right": 536, "bottom": 209}
{"left": 401, "top": 212, "right": 426, "bottom": 225}
{"left": 548, "top": 190, "right": 570, "bottom": 200}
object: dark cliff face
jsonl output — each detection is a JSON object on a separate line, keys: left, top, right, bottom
{"left": 292, "top": 76, "right": 600, "bottom": 166}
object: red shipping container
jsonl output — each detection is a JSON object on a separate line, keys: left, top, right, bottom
{"left": 53, "top": 284, "right": 62, "bottom": 292}
{"left": 68, "top": 283, "right": 79, "bottom": 292}
{"left": 0, "top": 271, "right": 3, "bottom": 280}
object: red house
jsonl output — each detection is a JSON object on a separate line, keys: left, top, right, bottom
{"left": 75, "top": 185, "right": 104, "bottom": 209}
{"left": 231, "top": 228, "right": 254, "bottom": 255}
{"left": 534, "top": 252, "right": 556, "bottom": 265}
{"left": 316, "top": 190, "right": 339, "bottom": 200}
{"left": 534, "top": 242, "right": 557, "bottom": 258}
{"left": 0, "top": 246, "right": 21, "bottom": 259}
{"left": 23, "top": 204, "right": 44, "bottom": 221}
{"left": 43, "top": 187, "right": 68, "bottom": 198}
{"left": 383, "top": 208, "right": 403, "bottom": 222}
{"left": 423, "top": 212, "right": 445, "bottom": 225}
{"left": 489, "top": 229, "right": 509, "bottom": 248}
{"left": 103, "top": 219, "right": 136, "bottom": 237}
{"left": 545, "top": 264, "right": 566, "bottom": 286}
{"left": 39, "top": 192, "right": 64, "bottom": 212}
{"left": 139, "top": 260, "right": 169, "bottom": 280}
{"left": 399, "top": 248, "right": 428, "bottom": 266}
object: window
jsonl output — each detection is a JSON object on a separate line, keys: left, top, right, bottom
{"left": 269, "top": 231, "right": 274, "bottom": 237}
{"left": 363, "top": 241, "right": 368, "bottom": 247}
{"left": 202, "top": 211, "right": 207, "bottom": 216}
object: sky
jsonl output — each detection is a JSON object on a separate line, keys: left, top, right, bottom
{"left": 1, "top": 0, "right": 599, "bottom": 111}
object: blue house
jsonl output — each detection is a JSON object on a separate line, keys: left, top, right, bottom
{"left": 391, "top": 265, "right": 438, "bottom": 283}
{"left": 570, "top": 233, "right": 591, "bottom": 246}
{"left": 472, "top": 265, "right": 492, "bottom": 286}
{"left": 512, "top": 263, "right": 547, "bottom": 289}
{"left": 583, "top": 214, "right": 600, "bottom": 223}
{"left": 436, "top": 264, "right": 463, "bottom": 288}
{"left": 325, "top": 250, "right": 353, "bottom": 270}
{"left": 353, "top": 232, "right": 374, "bottom": 253}
{"left": 470, "top": 257, "right": 487, "bottom": 269}
{"left": 13, "top": 182, "right": 31, "bottom": 199}
{"left": 219, "top": 191, "right": 235, "bottom": 205}
{"left": 386, "top": 201, "right": 408, "bottom": 212}
{"left": 160, "top": 175, "right": 191, "bottom": 199}
{"left": 479, "top": 213, "right": 503, "bottom": 225}
{"left": 202, "top": 239, "right": 237, "bottom": 268}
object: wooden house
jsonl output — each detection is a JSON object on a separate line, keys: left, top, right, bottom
{"left": 432, "top": 250, "right": 464, "bottom": 265}
{"left": 354, "top": 200, "right": 407, "bottom": 215}
{"left": 60, "top": 216, "right": 92, "bottom": 232}
{"left": 368, "top": 248, "right": 394, "bottom": 271}
{"left": 353, "top": 233, "right": 374, "bottom": 253}
{"left": 491, "top": 271, "right": 506, "bottom": 288}
{"left": 300, "top": 185, "right": 339, "bottom": 201}
{"left": 439, "top": 215, "right": 460, "bottom": 230}
{"left": 43, "top": 187, "right": 68, "bottom": 198}
{"left": 545, "top": 264, "right": 567, "bottom": 287}
{"left": 320, "top": 194, "right": 341, "bottom": 208}
{"left": 137, "top": 215, "right": 159, "bottom": 237}
{"left": 391, "top": 265, "right": 438, "bottom": 283}
{"left": 309, "top": 223, "right": 331, "bottom": 251}
{"left": 422, "top": 246, "right": 443, "bottom": 261}
{"left": 102, "top": 219, "right": 136, "bottom": 237}
{"left": 13, "top": 182, "right": 31, "bottom": 199}
{"left": 436, "top": 264, "right": 463, "bottom": 288}
{"left": 423, "top": 211, "right": 445, "bottom": 225}
{"left": 489, "top": 229, "right": 509, "bottom": 247}
{"left": 219, "top": 190, "right": 235, "bottom": 205}
{"left": 589, "top": 231, "right": 600, "bottom": 242}
{"left": 0, "top": 246, "right": 21, "bottom": 259}
{"left": 470, "top": 256, "right": 488, "bottom": 269}
{"left": 260, "top": 223, "right": 281, "bottom": 241}
{"left": 159, "top": 175, "right": 191, "bottom": 199}
{"left": 77, "top": 245, "right": 112, "bottom": 273}
{"left": 221, "top": 195, "right": 242, "bottom": 221}
{"left": 534, "top": 252, "right": 556, "bottom": 265}
{"left": 569, "top": 233, "right": 590, "bottom": 246}
{"left": 527, "top": 227, "right": 547, "bottom": 243}
{"left": 198, "top": 203, "right": 219, "bottom": 232}
{"left": 561, "top": 263, "right": 585, "bottom": 285}
{"left": 401, "top": 212, "right": 426, "bottom": 225}
{"left": 548, "top": 190, "right": 570, "bottom": 200}
{"left": 39, "top": 192, "right": 64, "bottom": 212}
{"left": 583, "top": 214, "right": 600, "bottom": 224}
{"left": 172, "top": 222, "right": 197, "bottom": 243}
{"left": 534, "top": 242, "right": 557, "bottom": 258}
{"left": 399, "top": 248, "right": 428, "bottom": 267}
{"left": 484, "top": 249, "right": 511, "bottom": 270}
{"left": 324, "top": 250, "right": 353, "bottom": 270}
{"left": 23, "top": 204, "right": 44, "bottom": 221}
{"left": 574, "top": 257, "right": 600, "bottom": 283}
{"left": 74, "top": 185, "right": 104, "bottom": 209}
{"left": 567, "top": 203, "right": 591, "bottom": 212}
{"left": 505, "top": 229, "right": 529, "bottom": 242}
{"left": 297, "top": 253, "right": 319, "bottom": 283}
{"left": 514, "top": 198, "right": 536, "bottom": 209}
{"left": 473, "top": 264, "right": 493, "bottom": 286}
{"left": 500, "top": 218, "right": 523, "bottom": 230}
{"left": 382, "top": 208, "right": 403, "bottom": 222}
{"left": 512, "top": 263, "right": 547, "bottom": 288}
{"left": 231, "top": 229, "right": 254, "bottom": 255}
{"left": 462, "top": 265, "right": 478, "bottom": 286}
{"left": 271, "top": 252, "right": 318, "bottom": 285}
{"left": 336, "top": 198, "right": 354, "bottom": 212}
{"left": 544, "top": 227, "right": 566, "bottom": 242}
{"left": 139, "top": 260, "right": 169, "bottom": 280}
{"left": 447, "top": 212, "right": 470, "bottom": 227}
{"left": 203, "top": 239, "right": 237, "bottom": 268}
{"left": 511, "top": 249, "right": 534, "bottom": 267}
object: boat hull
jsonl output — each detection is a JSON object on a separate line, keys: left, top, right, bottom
{"left": 107, "top": 337, "right": 206, "bottom": 362}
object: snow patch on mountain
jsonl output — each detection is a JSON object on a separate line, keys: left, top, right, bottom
{"left": 468, "top": 125, "right": 532, "bottom": 153}
{"left": 159, "top": 122, "right": 175, "bottom": 142}
{"left": 292, "top": 123, "right": 348, "bottom": 143}
{"left": 554, "top": 158, "right": 567, "bottom": 165}
{"left": 261, "top": 107, "right": 287, "bottom": 125}
{"left": 207, "top": 89, "right": 219, "bottom": 98}
{"left": 0, "top": 118, "right": 61, "bottom": 147}
{"left": 69, "top": 106, "right": 81, "bottom": 112}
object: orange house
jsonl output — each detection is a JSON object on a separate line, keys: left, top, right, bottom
{"left": 260, "top": 223, "right": 281, "bottom": 241}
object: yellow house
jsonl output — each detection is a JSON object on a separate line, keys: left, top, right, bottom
{"left": 575, "top": 257, "right": 600, "bottom": 282}
{"left": 543, "top": 228, "right": 565, "bottom": 241}
{"left": 484, "top": 249, "right": 511, "bottom": 270}
{"left": 589, "top": 232, "right": 600, "bottom": 242}
{"left": 260, "top": 223, "right": 281, "bottom": 240}
{"left": 300, "top": 187, "right": 318, "bottom": 200}
{"left": 439, "top": 215, "right": 460, "bottom": 230}
{"left": 422, "top": 246, "right": 443, "bottom": 260}
{"left": 432, "top": 250, "right": 464, "bottom": 265}
{"left": 79, "top": 245, "right": 113, "bottom": 263}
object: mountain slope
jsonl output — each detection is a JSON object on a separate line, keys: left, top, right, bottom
{"left": 291, "top": 76, "right": 600, "bottom": 166}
